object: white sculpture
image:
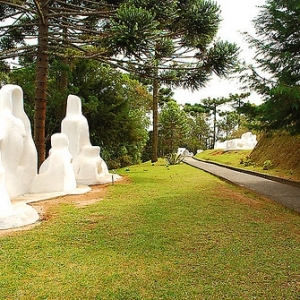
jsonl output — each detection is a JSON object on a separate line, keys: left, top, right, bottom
{"left": 214, "top": 132, "right": 257, "bottom": 151}
{"left": 61, "top": 95, "right": 117, "bottom": 184}
{"left": 0, "top": 84, "right": 121, "bottom": 229}
{"left": 0, "top": 84, "right": 37, "bottom": 198}
{"left": 0, "top": 150, "right": 39, "bottom": 229}
{"left": 0, "top": 85, "right": 39, "bottom": 229}
{"left": 30, "top": 133, "right": 77, "bottom": 193}
{"left": 0, "top": 151, "right": 13, "bottom": 215}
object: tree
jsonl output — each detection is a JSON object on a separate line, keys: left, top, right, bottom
{"left": 217, "top": 111, "right": 239, "bottom": 140}
{"left": 0, "top": 0, "right": 120, "bottom": 165}
{"left": 242, "top": 0, "right": 300, "bottom": 133}
{"left": 228, "top": 92, "right": 250, "bottom": 129}
{"left": 69, "top": 59, "right": 151, "bottom": 167}
{"left": 183, "top": 103, "right": 211, "bottom": 151}
{"left": 201, "top": 97, "right": 231, "bottom": 148}
{"left": 159, "top": 101, "right": 189, "bottom": 155}
{"left": 0, "top": 60, "right": 10, "bottom": 85}
{"left": 104, "top": 0, "right": 240, "bottom": 162}
{"left": 1, "top": 0, "right": 239, "bottom": 165}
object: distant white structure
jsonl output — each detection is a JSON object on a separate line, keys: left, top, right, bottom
{"left": 177, "top": 148, "right": 193, "bottom": 157}
{"left": 214, "top": 132, "right": 257, "bottom": 151}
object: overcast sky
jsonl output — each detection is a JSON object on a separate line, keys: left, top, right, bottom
{"left": 174, "top": 0, "right": 267, "bottom": 105}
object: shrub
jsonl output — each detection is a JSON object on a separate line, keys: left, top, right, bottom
{"left": 165, "top": 153, "right": 183, "bottom": 165}
{"left": 263, "top": 160, "right": 273, "bottom": 170}
{"left": 240, "top": 155, "right": 254, "bottom": 167}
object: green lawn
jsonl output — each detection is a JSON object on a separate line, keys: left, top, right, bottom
{"left": 1, "top": 160, "right": 300, "bottom": 299}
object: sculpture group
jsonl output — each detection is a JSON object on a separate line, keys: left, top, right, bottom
{"left": 214, "top": 132, "right": 257, "bottom": 151}
{"left": 0, "top": 84, "right": 120, "bottom": 229}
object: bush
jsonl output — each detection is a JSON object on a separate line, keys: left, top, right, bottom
{"left": 165, "top": 153, "right": 183, "bottom": 165}
{"left": 240, "top": 155, "right": 254, "bottom": 167}
{"left": 263, "top": 160, "right": 273, "bottom": 170}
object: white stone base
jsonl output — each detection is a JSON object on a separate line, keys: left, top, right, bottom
{"left": 76, "top": 174, "right": 122, "bottom": 186}
{"left": 0, "top": 203, "right": 39, "bottom": 230}
{"left": 0, "top": 185, "right": 91, "bottom": 230}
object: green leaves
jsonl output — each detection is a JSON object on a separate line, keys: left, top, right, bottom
{"left": 243, "top": 0, "right": 300, "bottom": 133}
{"left": 179, "top": 0, "right": 221, "bottom": 47}
{"left": 204, "top": 41, "right": 240, "bottom": 77}
{"left": 104, "top": 5, "right": 159, "bottom": 57}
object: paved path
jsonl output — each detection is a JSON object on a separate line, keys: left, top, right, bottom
{"left": 184, "top": 157, "right": 300, "bottom": 213}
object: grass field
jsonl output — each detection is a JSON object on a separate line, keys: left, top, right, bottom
{"left": 1, "top": 160, "right": 300, "bottom": 299}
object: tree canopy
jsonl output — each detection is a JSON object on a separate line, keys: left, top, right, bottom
{"left": 242, "top": 0, "right": 300, "bottom": 133}
{"left": 0, "top": 0, "right": 240, "bottom": 165}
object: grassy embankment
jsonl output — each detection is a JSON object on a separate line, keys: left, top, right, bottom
{"left": 195, "top": 132, "right": 300, "bottom": 182}
{"left": 0, "top": 159, "right": 300, "bottom": 299}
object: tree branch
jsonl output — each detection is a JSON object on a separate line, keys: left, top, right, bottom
{"left": 33, "top": 0, "right": 45, "bottom": 25}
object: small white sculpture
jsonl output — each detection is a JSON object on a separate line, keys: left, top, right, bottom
{"left": 30, "top": 133, "right": 77, "bottom": 193}
{"left": 61, "top": 95, "right": 117, "bottom": 184}
{"left": 0, "top": 84, "right": 37, "bottom": 198}
{"left": 177, "top": 148, "right": 193, "bottom": 157}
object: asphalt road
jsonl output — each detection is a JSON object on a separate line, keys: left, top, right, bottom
{"left": 184, "top": 157, "right": 300, "bottom": 213}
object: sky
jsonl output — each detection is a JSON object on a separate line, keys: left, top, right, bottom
{"left": 173, "top": 0, "right": 267, "bottom": 105}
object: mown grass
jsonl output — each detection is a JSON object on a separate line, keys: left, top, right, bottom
{"left": 1, "top": 160, "right": 300, "bottom": 299}
{"left": 195, "top": 149, "right": 300, "bottom": 182}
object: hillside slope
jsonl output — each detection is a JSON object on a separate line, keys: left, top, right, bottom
{"left": 195, "top": 131, "right": 300, "bottom": 182}
{"left": 250, "top": 132, "right": 300, "bottom": 172}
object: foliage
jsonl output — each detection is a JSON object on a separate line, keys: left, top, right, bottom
{"left": 262, "top": 159, "right": 273, "bottom": 170}
{"left": 70, "top": 59, "right": 151, "bottom": 166}
{"left": 240, "top": 155, "right": 254, "bottom": 167}
{"left": 0, "top": 0, "right": 240, "bottom": 164}
{"left": 183, "top": 103, "right": 212, "bottom": 152}
{"left": 242, "top": 0, "right": 300, "bottom": 133}
{"left": 159, "top": 101, "right": 189, "bottom": 155}
{"left": 8, "top": 59, "right": 151, "bottom": 166}
{"left": 103, "top": 0, "right": 240, "bottom": 162}
{"left": 0, "top": 60, "right": 10, "bottom": 85}
{"left": 165, "top": 153, "right": 183, "bottom": 165}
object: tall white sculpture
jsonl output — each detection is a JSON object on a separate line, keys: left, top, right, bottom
{"left": 0, "top": 151, "right": 13, "bottom": 215}
{"left": 61, "top": 95, "right": 117, "bottom": 184}
{"left": 0, "top": 84, "right": 37, "bottom": 198}
{"left": 30, "top": 133, "right": 77, "bottom": 193}
{"left": 0, "top": 85, "right": 39, "bottom": 229}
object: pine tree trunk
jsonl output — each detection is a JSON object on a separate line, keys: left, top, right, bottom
{"left": 34, "top": 0, "right": 49, "bottom": 167}
{"left": 151, "top": 77, "right": 159, "bottom": 163}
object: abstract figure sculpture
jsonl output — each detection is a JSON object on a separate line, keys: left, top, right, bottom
{"left": 0, "top": 84, "right": 119, "bottom": 229}
{"left": 0, "top": 151, "right": 13, "bottom": 215}
{"left": 0, "top": 84, "right": 37, "bottom": 198}
{"left": 31, "top": 133, "right": 77, "bottom": 193}
{"left": 0, "top": 85, "right": 39, "bottom": 229}
{"left": 61, "top": 95, "right": 117, "bottom": 184}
